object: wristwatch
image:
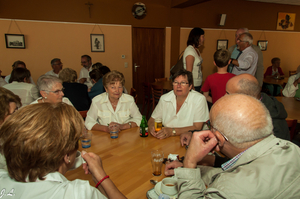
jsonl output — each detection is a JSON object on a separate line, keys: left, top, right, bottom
{"left": 172, "top": 128, "right": 176, "bottom": 136}
{"left": 128, "top": 122, "right": 132, "bottom": 128}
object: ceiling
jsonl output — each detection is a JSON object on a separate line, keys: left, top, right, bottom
{"left": 246, "top": 0, "right": 300, "bottom": 6}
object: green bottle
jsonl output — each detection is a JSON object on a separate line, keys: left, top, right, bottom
{"left": 140, "top": 115, "right": 148, "bottom": 137}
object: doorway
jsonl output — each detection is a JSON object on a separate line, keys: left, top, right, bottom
{"left": 132, "top": 27, "right": 165, "bottom": 107}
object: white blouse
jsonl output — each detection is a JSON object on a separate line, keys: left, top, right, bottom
{"left": 85, "top": 93, "right": 142, "bottom": 130}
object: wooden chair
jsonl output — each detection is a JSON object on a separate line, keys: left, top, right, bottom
{"left": 79, "top": 110, "right": 88, "bottom": 119}
{"left": 141, "top": 82, "right": 152, "bottom": 118}
{"left": 151, "top": 84, "right": 164, "bottom": 111}
{"left": 155, "top": 77, "right": 167, "bottom": 82}
{"left": 289, "top": 70, "right": 297, "bottom": 76}
{"left": 130, "top": 87, "right": 138, "bottom": 103}
{"left": 286, "top": 119, "right": 297, "bottom": 141}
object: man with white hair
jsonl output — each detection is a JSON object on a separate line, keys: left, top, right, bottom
{"left": 165, "top": 94, "right": 300, "bottom": 198}
{"left": 282, "top": 65, "right": 300, "bottom": 97}
{"left": 229, "top": 28, "right": 263, "bottom": 86}
{"left": 230, "top": 32, "right": 258, "bottom": 76}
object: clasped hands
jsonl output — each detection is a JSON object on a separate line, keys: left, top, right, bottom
{"left": 165, "top": 130, "right": 218, "bottom": 176}
{"left": 149, "top": 125, "right": 172, "bottom": 139}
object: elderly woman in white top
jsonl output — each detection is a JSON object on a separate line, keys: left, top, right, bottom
{"left": 148, "top": 69, "right": 209, "bottom": 139}
{"left": 31, "top": 75, "right": 73, "bottom": 105}
{"left": 3, "top": 68, "right": 39, "bottom": 107}
{"left": 85, "top": 70, "right": 142, "bottom": 132}
{"left": 183, "top": 27, "right": 205, "bottom": 92}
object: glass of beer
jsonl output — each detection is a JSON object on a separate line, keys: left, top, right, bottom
{"left": 151, "top": 150, "right": 164, "bottom": 176}
{"left": 155, "top": 118, "right": 162, "bottom": 132}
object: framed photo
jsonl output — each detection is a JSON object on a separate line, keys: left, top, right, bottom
{"left": 257, "top": 40, "right": 268, "bottom": 51}
{"left": 5, "top": 34, "right": 25, "bottom": 49}
{"left": 217, "top": 40, "right": 228, "bottom": 50}
{"left": 90, "top": 34, "right": 104, "bottom": 52}
{"left": 277, "top": 12, "right": 296, "bottom": 30}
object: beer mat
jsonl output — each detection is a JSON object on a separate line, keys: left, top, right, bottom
{"left": 163, "top": 156, "right": 184, "bottom": 164}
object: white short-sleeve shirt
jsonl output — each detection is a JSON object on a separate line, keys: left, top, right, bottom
{"left": 85, "top": 92, "right": 142, "bottom": 130}
{"left": 3, "top": 81, "right": 39, "bottom": 107}
{"left": 183, "top": 45, "right": 203, "bottom": 87}
{"left": 151, "top": 90, "right": 209, "bottom": 127}
{"left": 0, "top": 170, "right": 106, "bottom": 199}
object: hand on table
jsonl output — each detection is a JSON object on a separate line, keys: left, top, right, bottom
{"left": 108, "top": 122, "right": 120, "bottom": 132}
{"left": 151, "top": 127, "right": 171, "bottom": 139}
{"left": 183, "top": 130, "right": 218, "bottom": 169}
{"left": 164, "top": 161, "right": 183, "bottom": 176}
{"left": 180, "top": 131, "right": 192, "bottom": 146}
{"left": 81, "top": 151, "right": 107, "bottom": 182}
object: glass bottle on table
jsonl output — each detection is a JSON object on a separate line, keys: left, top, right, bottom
{"left": 140, "top": 115, "right": 148, "bottom": 137}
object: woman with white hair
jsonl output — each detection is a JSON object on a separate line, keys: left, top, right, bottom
{"left": 31, "top": 75, "right": 73, "bottom": 105}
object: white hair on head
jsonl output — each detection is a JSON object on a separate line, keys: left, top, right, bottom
{"left": 240, "top": 32, "right": 253, "bottom": 45}
{"left": 238, "top": 28, "right": 249, "bottom": 33}
{"left": 213, "top": 95, "right": 273, "bottom": 149}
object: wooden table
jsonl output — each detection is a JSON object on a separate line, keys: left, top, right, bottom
{"left": 152, "top": 80, "right": 173, "bottom": 91}
{"left": 276, "top": 97, "right": 300, "bottom": 122}
{"left": 263, "top": 77, "right": 288, "bottom": 86}
{"left": 65, "top": 127, "right": 186, "bottom": 199}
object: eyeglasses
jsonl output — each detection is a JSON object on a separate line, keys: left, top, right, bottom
{"left": 172, "top": 81, "right": 189, "bottom": 86}
{"left": 42, "top": 88, "right": 65, "bottom": 95}
{"left": 205, "top": 120, "right": 229, "bottom": 142}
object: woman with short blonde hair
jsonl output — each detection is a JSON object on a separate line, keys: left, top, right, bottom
{"left": 85, "top": 70, "right": 142, "bottom": 132}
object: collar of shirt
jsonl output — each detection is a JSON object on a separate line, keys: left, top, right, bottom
{"left": 221, "top": 149, "right": 248, "bottom": 171}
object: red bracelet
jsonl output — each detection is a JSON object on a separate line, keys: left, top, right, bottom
{"left": 95, "top": 175, "right": 109, "bottom": 188}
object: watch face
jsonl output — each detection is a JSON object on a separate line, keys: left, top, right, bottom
{"left": 132, "top": 2, "right": 147, "bottom": 19}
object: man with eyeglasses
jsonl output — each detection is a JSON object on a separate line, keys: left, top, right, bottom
{"left": 230, "top": 32, "right": 258, "bottom": 77}
{"left": 45, "top": 58, "right": 63, "bottom": 77}
{"left": 165, "top": 94, "right": 300, "bottom": 198}
{"left": 228, "top": 28, "right": 263, "bottom": 87}
{"left": 78, "top": 55, "right": 93, "bottom": 88}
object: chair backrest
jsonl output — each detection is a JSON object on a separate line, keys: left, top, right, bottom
{"left": 79, "top": 110, "right": 88, "bottom": 119}
{"left": 130, "top": 87, "right": 138, "bottom": 103}
{"left": 151, "top": 84, "right": 164, "bottom": 111}
{"left": 289, "top": 70, "right": 297, "bottom": 77}
{"left": 155, "top": 77, "right": 168, "bottom": 82}
{"left": 286, "top": 119, "right": 297, "bottom": 141}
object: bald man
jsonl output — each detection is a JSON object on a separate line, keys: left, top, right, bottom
{"left": 228, "top": 28, "right": 264, "bottom": 87}
{"left": 166, "top": 94, "right": 300, "bottom": 198}
{"left": 226, "top": 74, "right": 290, "bottom": 140}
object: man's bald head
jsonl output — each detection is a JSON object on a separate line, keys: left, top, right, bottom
{"left": 211, "top": 94, "right": 273, "bottom": 149}
{"left": 226, "top": 74, "right": 261, "bottom": 98}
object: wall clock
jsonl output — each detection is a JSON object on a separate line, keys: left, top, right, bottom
{"left": 132, "top": 2, "right": 147, "bottom": 19}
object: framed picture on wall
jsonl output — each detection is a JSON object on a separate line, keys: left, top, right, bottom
{"left": 257, "top": 40, "right": 268, "bottom": 51}
{"left": 5, "top": 34, "right": 25, "bottom": 49}
{"left": 90, "top": 34, "right": 104, "bottom": 52}
{"left": 276, "top": 12, "right": 295, "bottom": 31}
{"left": 217, "top": 40, "right": 228, "bottom": 50}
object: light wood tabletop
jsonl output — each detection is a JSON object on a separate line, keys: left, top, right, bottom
{"left": 276, "top": 96, "right": 300, "bottom": 122}
{"left": 65, "top": 127, "right": 186, "bottom": 199}
{"left": 263, "top": 76, "right": 288, "bottom": 86}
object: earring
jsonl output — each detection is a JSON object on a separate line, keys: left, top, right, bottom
{"left": 45, "top": 97, "right": 47, "bottom": 99}
{"left": 68, "top": 159, "right": 70, "bottom": 163}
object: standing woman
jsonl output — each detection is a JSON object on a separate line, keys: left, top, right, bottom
{"left": 183, "top": 27, "right": 205, "bottom": 92}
